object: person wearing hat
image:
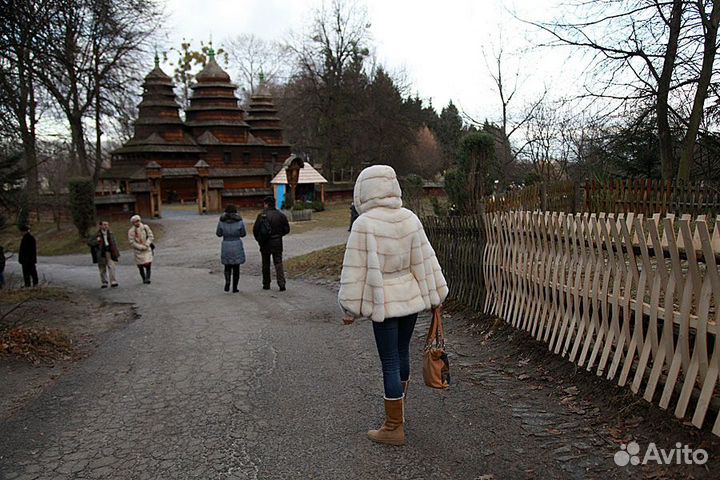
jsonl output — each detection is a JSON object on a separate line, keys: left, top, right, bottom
{"left": 252, "top": 196, "right": 290, "bottom": 291}
{"left": 128, "top": 215, "right": 154, "bottom": 284}
{"left": 216, "top": 204, "right": 247, "bottom": 293}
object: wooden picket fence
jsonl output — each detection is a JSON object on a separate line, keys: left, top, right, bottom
{"left": 483, "top": 210, "right": 720, "bottom": 435}
{"left": 423, "top": 214, "right": 486, "bottom": 311}
{"left": 481, "top": 179, "right": 720, "bottom": 218}
{"left": 484, "top": 181, "right": 577, "bottom": 214}
{"left": 584, "top": 178, "right": 720, "bottom": 217}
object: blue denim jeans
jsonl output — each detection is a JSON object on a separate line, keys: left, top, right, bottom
{"left": 372, "top": 313, "right": 419, "bottom": 399}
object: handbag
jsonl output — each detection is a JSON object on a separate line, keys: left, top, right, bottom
{"left": 143, "top": 225, "right": 156, "bottom": 252}
{"left": 423, "top": 305, "right": 450, "bottom": 389}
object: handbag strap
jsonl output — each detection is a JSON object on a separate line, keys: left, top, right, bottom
{"left": 425, "top": 305, "right": 444, "bottom": 347}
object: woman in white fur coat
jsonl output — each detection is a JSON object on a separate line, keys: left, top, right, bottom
{"left": 338, "top": 165, "right": 448, "bottom": 446}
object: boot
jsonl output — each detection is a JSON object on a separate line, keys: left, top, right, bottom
{"left": 232, "top": 269, "right": 239, "bottom": 293}
{"left": 224, "top": 269, "right": 231, "bottom": 292}
{"left": 367, "top": 398, "right": 405, "bottom": 446}
{"left": 138, "top": 266, "right": 146, "bottom": 283}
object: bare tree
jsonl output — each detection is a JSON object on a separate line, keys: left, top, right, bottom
{"left": 32, "top": 0, "right": 161, "bottom": 179}
{"left": 529, "top": 0, "right": 720, "bottom": 180}
{"left": 286, "top": 0, "right": 371, "bottom": 178}
{"left": 465, "top": 42, "right": 546, "bottom": 182}
{"left": 0, "top": 0, "right": 53, "bottom": 203}
{"left": 225, "top": 34, "right": 292, "bottom": 96}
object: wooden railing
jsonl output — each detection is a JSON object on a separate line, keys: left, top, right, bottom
{"left": 483, "top": 211, "right": 720, "bottom": 436}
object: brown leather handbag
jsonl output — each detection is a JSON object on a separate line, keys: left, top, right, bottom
{"left": 423, "top": 305, "right": 450, "bottom": 389}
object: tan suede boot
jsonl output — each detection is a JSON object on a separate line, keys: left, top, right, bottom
{"left": 367, "top": 398, "right": 405, "bottom": 446}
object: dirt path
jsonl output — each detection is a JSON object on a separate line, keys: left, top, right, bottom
{"left": 0, "top": 213, "right": 717, "bottom": 479}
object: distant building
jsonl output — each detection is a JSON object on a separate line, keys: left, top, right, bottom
{"left": 96, "top": 49, "right": 291, "bottom": 218}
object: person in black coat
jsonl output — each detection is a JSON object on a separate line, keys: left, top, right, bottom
{"left": 18, "top": 225, "right": 38, "bottom": 287}
{"left": 349, "top": 203, "right": 360, "bottom": 231}
{"left": 0, "top": 245, "right": 6, "bottom": 289}
{"left": 253, "top": 196, "right": 290, "bottom": 291}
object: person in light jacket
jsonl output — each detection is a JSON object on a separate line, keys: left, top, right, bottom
{"left": 216, "top": 204, "right": 247, "bottom": 293}
{"left": 338, "top": 165, "right": 448, "bottom": 446}
{"left": 128, "top": 215, "right": 154, "bottom": 284}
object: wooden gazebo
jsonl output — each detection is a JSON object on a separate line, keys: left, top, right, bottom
{"left": 270, "top": 155, "right": 328, "bottom": 208}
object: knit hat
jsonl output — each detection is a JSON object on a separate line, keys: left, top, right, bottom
{"left": 130, "top": 214, "right": 141, "bottom": 223}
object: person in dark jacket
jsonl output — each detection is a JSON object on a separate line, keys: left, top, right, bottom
{"left": 88, "top": 221, "right": 120, "bottom": 288}
{"left": 216, "top": 204, "right": 247, "bottom": 293}
{"left": 0, "top": 245, "right": 6, "bottom": 289}
{"left": 18, "top": 225, "right": 38, "bottom": 287}
{"left": 253, "top": 196, "right": 290, "bottom": 291}
{"left": 349, "top": 203, "right": 360, "bottom": 231}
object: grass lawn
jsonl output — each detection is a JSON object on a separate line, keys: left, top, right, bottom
{"left": 285, "top": 243, "right": 346, "bottom": 280}
{"left": 1, "top": 221, "right": 165, "bottom": 257}
{"left": 0, "top": 285, "right": 70, "bottom": 305}
{"left": 289, "top": 201, "right": 352, "bottom": 234}
{"left": 235, "top": 201, "right": 352, "bottom": 234}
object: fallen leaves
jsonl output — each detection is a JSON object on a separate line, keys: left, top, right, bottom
{"left": 0, "top": 326, "right": 75, "bottom": 365}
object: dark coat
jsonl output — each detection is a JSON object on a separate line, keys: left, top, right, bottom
{"left": 18, "top": 232, "right": 37, "bottom": 265}
{"left": 253, "top": 207, "right": 290, "bottom": 254}
{"left": 88, "top": 230, "right": 120, "bottom": 263}
{"left": 349, "top": 204, "right": 360, "bottom": 231}
{"left": 216, "top": 212, "right": 247, "bottom": 265}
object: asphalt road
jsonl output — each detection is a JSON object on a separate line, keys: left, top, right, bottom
{"left": 0, "top": 214, "right": 572, "bottom": 479}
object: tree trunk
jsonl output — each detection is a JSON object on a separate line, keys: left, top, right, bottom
{"left": 678, "top": 0, "right": 720, "bottom": 180}
{"left": 93, "top": 37, "right": 103, "bottom": 185}
{"left": 656, "top": 0, "right": 684, "bottom": 180}
{"left": 69, "top": 114, "right": 90, "bottom": 176}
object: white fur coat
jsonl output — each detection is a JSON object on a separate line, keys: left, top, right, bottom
{"left": 338, "top": 165, "right": 448, "bottom": 322}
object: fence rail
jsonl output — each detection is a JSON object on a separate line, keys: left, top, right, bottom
{"left": 584, "top": 179, "right": 720, "bottom": 218}
{"left": 483, "top": 211, "right": 720, "bottom": 436}
{"left": 482, "top": 179, "right": 720, "bottom": 218}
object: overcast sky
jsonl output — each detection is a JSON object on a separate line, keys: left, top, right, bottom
{"left": 161, "top": 0, "right": 579, "bottom": 124}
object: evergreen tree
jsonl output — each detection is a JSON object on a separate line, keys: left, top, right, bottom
{"left": 433, "top": 101, "right": 464, "bottom": 165}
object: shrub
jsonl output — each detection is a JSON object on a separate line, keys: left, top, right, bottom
{"left": 430, "top": 197, "right": 448, "bottom": 217}
{"left": 292, "top": 202, "right": 308, "bottom": 211}
{"left": 68, "top": 177, "right": 96, "bottom": 238}
{"left": 402, "top": 174, "right": 425, "bottom": 213}
{"left": 311, "top": 200, "right": 325, "bottom": 212}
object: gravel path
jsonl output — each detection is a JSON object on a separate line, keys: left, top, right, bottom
{"left": 2, "top": 212, "right": 707, "bottom": 479}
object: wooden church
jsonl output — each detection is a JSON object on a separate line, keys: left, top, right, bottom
{"left": 95, "top": 48, "right": 291, "bottom": 218}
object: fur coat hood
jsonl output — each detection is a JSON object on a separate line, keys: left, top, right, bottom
{"left": 338, "top": 165, "right": 448, "bottom": 322}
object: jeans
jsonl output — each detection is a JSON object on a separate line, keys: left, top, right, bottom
{"left": 372, "top": 313, "right": 419, "bottom": 399}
